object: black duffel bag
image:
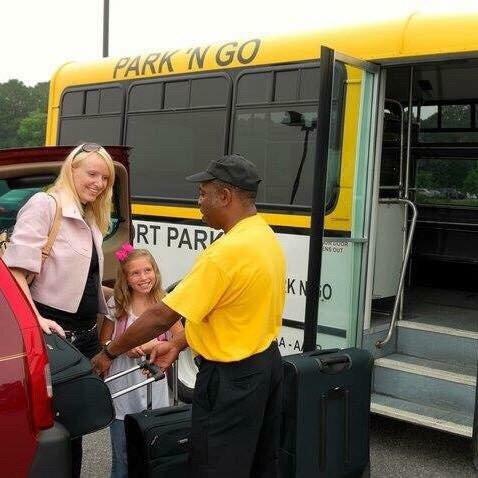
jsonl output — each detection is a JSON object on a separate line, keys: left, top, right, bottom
{"left": 44, "top": 333, "right": 115, "bottom": 439}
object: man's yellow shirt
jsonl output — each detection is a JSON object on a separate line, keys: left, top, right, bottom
{"left": 163, "top": 214, "right": 286, "bottom": 362}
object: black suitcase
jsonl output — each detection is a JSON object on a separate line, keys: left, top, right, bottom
{"left": 124, "top": 404, "right": 192, "bottom": 478}
{"left": 108, "top": 358, "right": 190, "bottom": 478}
{"left": 44, "top": 333, "right": 115, "bottom": 439}
{"left": 280, "top": 348, "right": 373, "bottom": 478}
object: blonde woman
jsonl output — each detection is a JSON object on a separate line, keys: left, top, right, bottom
{"left": 3, "top": 142, "right": 115, "bottom": 478}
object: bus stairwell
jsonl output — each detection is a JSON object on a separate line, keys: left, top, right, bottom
{"left": 365, "top": 63, "right": 478, "bottom": 442}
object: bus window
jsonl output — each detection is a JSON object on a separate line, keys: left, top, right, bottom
{"left": 232, "top": 65, "right": 344, "bottom": 208}
{"left": 58, "top": 86, "right": 124, "bottom": 146}
{"left": 100, "top": 88, "right": 122, "bottom": 114}
{"left": 190, "top": 78, "right": 228, "bottom": 107}
{"left": 85, "top": 90, "right": 100, "bottom": 115}
{"left": 128, "top": 83, "right": 163, "bottom": 111}
{"left": 233, "top": 107, "right": 317, "bottom": 205}
{"left": 299, "top": 68, "right": 320, "bottom": 100}
{"left": 415, "top": 157, "right": 478, "bottom": 207}
{"left": 420, "top": 105, "right": 438, "bottom": 128}
{"left": 418, "top": 103, "right": 478, "bottom": 143}
{"left": 237, "top": 72, "right": 272, "bottom": 104}
{"left": 164, "top": 81, "right": 189, "bottom": 109}
{"left": 61, "top": 91, "right": 84, "bottom": 116}
{"left": 417, "top": 103, "right": 478, "bottom": 144}
{"left": 125, "top": 75, "right": 230, "bottom": 199}
{"left": 442, "top": 104, "right": 471, "bottom": 128}
{"left": 274, "top": 70, "right": 298, "bottom": 102}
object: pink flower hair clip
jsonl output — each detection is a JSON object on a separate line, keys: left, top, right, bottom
{"left": 115, "top": 243, "right": 134, "bottom": 262}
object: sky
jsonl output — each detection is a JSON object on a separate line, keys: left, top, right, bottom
{"left": 3, "top": 0, "right": 478, "bottom": 86}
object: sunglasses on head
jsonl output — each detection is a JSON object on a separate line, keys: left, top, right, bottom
{"left": 73, "top": 142, "right": 102, "bottom": 159}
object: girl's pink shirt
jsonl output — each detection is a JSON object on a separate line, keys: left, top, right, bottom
{"left": 3, "top": 191, "right": 107, "bottom": 314}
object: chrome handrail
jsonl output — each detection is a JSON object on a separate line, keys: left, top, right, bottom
{"left": 384, "top": 98, "right": 405, "bottom": 195}
{"left": 376, "top": 198, "right": 418, "bottom": 348}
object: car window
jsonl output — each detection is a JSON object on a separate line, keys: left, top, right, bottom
{"left": 104, "top": 185, "right": 121, "bottom": 240}
{"left": 0, "top": 181, "right": 45, "bottom": 232}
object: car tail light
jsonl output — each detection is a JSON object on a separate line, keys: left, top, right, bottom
{"left": 22, "top": 325, "right": 54, "bottom": 430}
{"left": 1, "top": 263, "right": 54, "bottom": 431}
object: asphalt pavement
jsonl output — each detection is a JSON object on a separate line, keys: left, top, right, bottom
{"left": 82, "top": 415, "right": 478, "bottom": 477}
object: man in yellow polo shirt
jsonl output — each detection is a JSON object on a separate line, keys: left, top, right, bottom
{"left": 92, "top": 154, "right": 286, "bottom": 478}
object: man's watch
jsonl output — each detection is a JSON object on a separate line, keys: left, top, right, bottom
{"left": 103, "top": 342, "right": 118, "bottom": 360}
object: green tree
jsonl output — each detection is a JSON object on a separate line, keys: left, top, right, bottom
{"left": 463, "top": 167, "right": 478, "bottom": 195}
{"left": 30, "top": 82, "right": 49, "bottom": 112}
{"left": 0, "top": 80, "right": 31, "bottom": 148}
{"left": 415, "top": 169, "right": 437, "bottom": 189}
{"left": 0, "top": 79, "right": 49, "bottom": 148}
{"left": 17, "top": 111, "right": 47, "bottom": 146}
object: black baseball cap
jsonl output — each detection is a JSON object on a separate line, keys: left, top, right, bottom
{"left": 185, "top": 154, "right": 261, "bottom": 192}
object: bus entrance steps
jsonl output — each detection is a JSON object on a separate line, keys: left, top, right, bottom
{"left": 370, "top": 393, "right": 473, "bottom": 437}
{"left": 370, "top": 320, "right": 478, "bottom": 436}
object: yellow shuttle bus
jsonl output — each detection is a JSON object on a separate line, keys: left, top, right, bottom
{"left": 46, "top": 12, "right": 478, "bottom": 443}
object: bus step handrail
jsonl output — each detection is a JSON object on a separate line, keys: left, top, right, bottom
{"left": 376, "top": 198, "right": 418, "bottom": 348}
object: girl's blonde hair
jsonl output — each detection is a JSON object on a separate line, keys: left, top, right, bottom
{"left": 114, "top": 249, "right": 165, "bottom": 319}
{"left": 51, "top": 144, "right": 115, "bottom": 234}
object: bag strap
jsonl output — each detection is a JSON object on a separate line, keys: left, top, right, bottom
{"left": 40, "top": 193, "right": 62, "bottom": 262}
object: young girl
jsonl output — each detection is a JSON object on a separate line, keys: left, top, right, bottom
{"left": 101, "top": 244, "right": 183, "bottom": 478}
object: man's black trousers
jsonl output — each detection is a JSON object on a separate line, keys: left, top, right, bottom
{"left": 190, "top": 341, "right": 283, "bottom": 478}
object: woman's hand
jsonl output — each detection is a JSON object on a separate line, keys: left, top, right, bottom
{"left": 126, "top": 346, "right": 145, "bottom": 359}
{"left": 9, "top": 269, "right": 66, "bottom": 338}
{"left": 39, "top": 316, "right": 66, "bottom": 337}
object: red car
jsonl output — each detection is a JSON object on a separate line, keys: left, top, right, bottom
{"left": 0, "top": 146, "right": 131, "bottom": 477}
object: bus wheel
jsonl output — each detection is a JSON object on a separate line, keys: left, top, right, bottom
{"left": 164, "top": 282, "right": 198, "bottom": 402}
{"left": 167, "top": 347, "right": 198, "bottom": 403}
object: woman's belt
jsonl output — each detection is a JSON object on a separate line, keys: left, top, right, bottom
{"left": 63, "top": 323, "right": 97, "bottom": 343}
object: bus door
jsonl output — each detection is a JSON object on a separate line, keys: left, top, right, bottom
{"left": 302, "top": 46, "right": 383, "bottom": 352}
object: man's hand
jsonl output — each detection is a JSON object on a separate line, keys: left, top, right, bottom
{"left": 126, "top": 346, "right": 145, "bottom": 359}
{"left": 150, "top": 341, "right": 180, "bottom": 370}
{"left": 91, "top": 351, "right": 112, "bottom": 377}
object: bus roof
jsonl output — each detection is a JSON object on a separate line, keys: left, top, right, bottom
{"left": 50, "top": 12, "right": 478, "bottom": 91}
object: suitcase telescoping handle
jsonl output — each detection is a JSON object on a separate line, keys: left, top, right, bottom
{"left": 104, "top": 360, "right": 165, "bottom": 400}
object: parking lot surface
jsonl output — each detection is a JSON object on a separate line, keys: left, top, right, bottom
{"left": 81, "top": 415, "right": 478, "bottom": 477}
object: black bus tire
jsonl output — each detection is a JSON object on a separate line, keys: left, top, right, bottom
{"left": 165, "top": 280, "right": 197, "bottom": 404}
{"left": 166, "top": 368, "right": 194, "bottom": 404}
{"left": 178, "top": 379, "right": 194, "bottom": 403}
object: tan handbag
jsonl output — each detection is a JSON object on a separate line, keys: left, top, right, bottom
{"left": 0, "top": 193, "right": 62, "bottom": 284}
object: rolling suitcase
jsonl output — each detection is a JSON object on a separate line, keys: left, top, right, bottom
{"left": 280, "top": 348, "right": 373, "bottom": 478}
{"left": 44, "top": 333, "right": 115, "bottom": 439}
{"left": 124, "top": 403, "right": 192, "bottom": 477}
{"left": 108, "top": 360, "right": 191, "bottom": 477}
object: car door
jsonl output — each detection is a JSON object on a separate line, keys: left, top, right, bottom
{"left": 0, "top": 145, "right": 131, "bottom": 284}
